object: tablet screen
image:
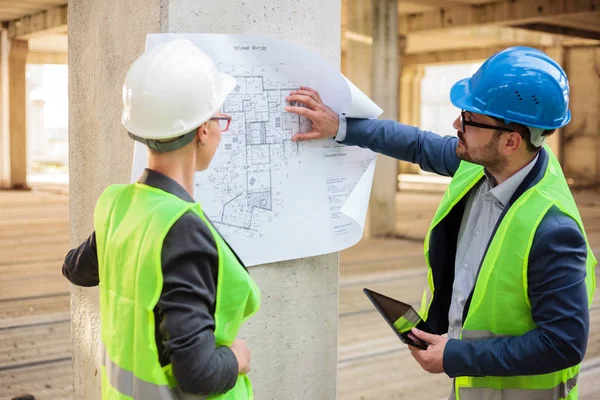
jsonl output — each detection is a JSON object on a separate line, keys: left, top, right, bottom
{"left": 364, "top": 288, "right": 432, "bottom": 350}
{"left": 366, "top": 289, "right": 423, "bottom": 333}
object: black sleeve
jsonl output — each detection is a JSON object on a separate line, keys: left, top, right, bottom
{"left": 62, "top": 232, "right": 100, "bottom": 287}
{"left": 158, "top": 211, "right": 239, "bottom": 395}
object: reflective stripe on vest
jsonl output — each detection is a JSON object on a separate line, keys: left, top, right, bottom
{"left": 462, "top": 330, "right": 508, "bottom": 340}
{"left": 418, "top": 283, "right": 433, "bottom": 320}
{"left": 460, "top": 330, "right": 579, "bottom": 399}
{"left": 102, "top": 347, "right": 180, "bottom": 400}
{"left": 458, "top": 375, "right": 578, "bottom": 400}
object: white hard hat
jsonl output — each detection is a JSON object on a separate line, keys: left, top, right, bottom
{"left": 121, "top": 39, "right": 236, "bottom": 141}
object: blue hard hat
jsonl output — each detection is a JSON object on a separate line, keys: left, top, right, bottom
{"left": 450, "top": 46, "right": 571, "bottom": 130}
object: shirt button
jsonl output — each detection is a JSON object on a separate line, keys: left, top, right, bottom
{"left": 475, "top": 230, "right": 480, "bottom": 236}
{"left": 450, "top": 326, "right": 455, "bottom": 332}
{"left": 463, "top": 263, "right": 468, "bottom": 269}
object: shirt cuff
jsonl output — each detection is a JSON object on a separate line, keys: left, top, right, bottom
{"left": 334, "top": 113, "right": 347, "bottom": 142}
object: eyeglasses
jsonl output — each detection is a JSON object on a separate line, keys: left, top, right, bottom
{"left": 460, "top": 110, "right": 513, "bottom": 134}
{"left": 210, "top": 114, "right": 232, "bottom": 132}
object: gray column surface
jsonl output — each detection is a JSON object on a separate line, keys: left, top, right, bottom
{"left": 0, "top": 29, "right": 9, "bottom": 188}
{"left": 69, "top": 0, "right": 341, "bottom": 399}
{"left": 369, "top": 0, "right": 399, "bottom": 237}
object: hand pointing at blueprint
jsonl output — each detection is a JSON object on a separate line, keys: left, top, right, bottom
{"left": 285, "top": 87, "right": 341, "bottom": 142}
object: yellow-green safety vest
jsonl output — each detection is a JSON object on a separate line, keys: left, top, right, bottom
{"left": 94, "top": 183, "right": 261, "bottom": 399}
{"left": 419, "top": 146, "right": 596, "bottom": 400}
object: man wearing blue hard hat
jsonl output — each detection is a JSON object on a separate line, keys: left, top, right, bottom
{"left": 286, "top": 46, "right": 596, "bottom": 399}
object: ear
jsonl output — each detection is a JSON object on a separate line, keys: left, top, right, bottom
{"left": 502, "top": 131, "right": 522, "bottom": 155}
{"left": 196, "top": 123, "right": 209, "bottom": 143}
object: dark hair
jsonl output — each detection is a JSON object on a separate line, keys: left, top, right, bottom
{"left": 490, "top": 116, "right": 555, "bottom": 153}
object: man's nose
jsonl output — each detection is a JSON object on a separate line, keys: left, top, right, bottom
{"left": 452, "top": 116, "right": 462, "bottom": 131}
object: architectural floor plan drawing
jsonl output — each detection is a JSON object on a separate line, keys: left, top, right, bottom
{"left": 131, "top": 33, "right": 382, "bottom": 266}
{"left": 199, "top": 65, "right": 311, "bottom": 238}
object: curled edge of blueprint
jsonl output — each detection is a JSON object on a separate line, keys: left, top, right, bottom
{"left": 337, "top": 75, "right": 381, "bottom": 248}
{"left": 343, "top": 75, "right": 384, "bottom": 119}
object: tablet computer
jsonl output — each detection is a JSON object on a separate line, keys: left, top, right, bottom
{"left": 363, "top": 287, "right": 431, "bottom": 350}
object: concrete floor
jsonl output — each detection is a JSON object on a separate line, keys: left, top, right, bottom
{"left": 1, "top": 185, "right": 599, "bottom": 399}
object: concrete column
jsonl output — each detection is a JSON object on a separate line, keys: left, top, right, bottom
{"left": 9, "top": 39, "right": 28, "bottom": 190}
{"left": 562, "top": 45, "right": 600, "bottom": 188}
{"left": 0, "top": 29, "right": 9, "bottom": 189}
{"left": 398, "top": 65, "right": 424, "bottom": 175}
{"left": 368, "top": 0, "right": 401, "bottom": 237}
{"left": 69, "top": 1, "right": 340, "bottom": 399}
{"left": 341, "top": 0, "right": 348, "bottom": 73}
{"left": 341, "top": 0, "right": 374, "bottom": 238}
{"left": 342, "top": 0, "right": 373, "bottom": 96}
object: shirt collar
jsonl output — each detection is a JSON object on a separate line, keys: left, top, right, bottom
{"left": 485, "top": 154, "right": 539, "bottom": 207}
{"left": 138, "top": 168, "right": 195, "bottom": 203}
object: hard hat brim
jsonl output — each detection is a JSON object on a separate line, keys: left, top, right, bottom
{"left": 450, "top": 77, "right": 571, "bottom": 130}
{"left": 168, "top": 71, "right": 237, "bottom": 138}
{"left": 162, "top": 71, "right": 237, "bottom": 139}
{"left": 180, "top": 71, "right": 237, "bottom": 137}
{"left": 449, "top": 78, "right": 479, "bottom": 115}
{"left": 219, "top": 73, "right": 237, "bottom": 110}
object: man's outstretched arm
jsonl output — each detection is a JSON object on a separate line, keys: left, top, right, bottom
{"left": 286, "top": 87, "right": 460, "bottom": 177}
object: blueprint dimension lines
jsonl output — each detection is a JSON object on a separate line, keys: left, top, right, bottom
{"left": 200, "top": 65, "right": 310, "bottom": 237}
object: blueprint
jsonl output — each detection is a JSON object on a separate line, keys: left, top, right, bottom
{"left": 130, "top": 34, "right": 381, "bottom": 266}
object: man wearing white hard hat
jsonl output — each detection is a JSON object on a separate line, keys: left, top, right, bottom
{"left": 63, "top": 39, "right": 261, "bottom": 400}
